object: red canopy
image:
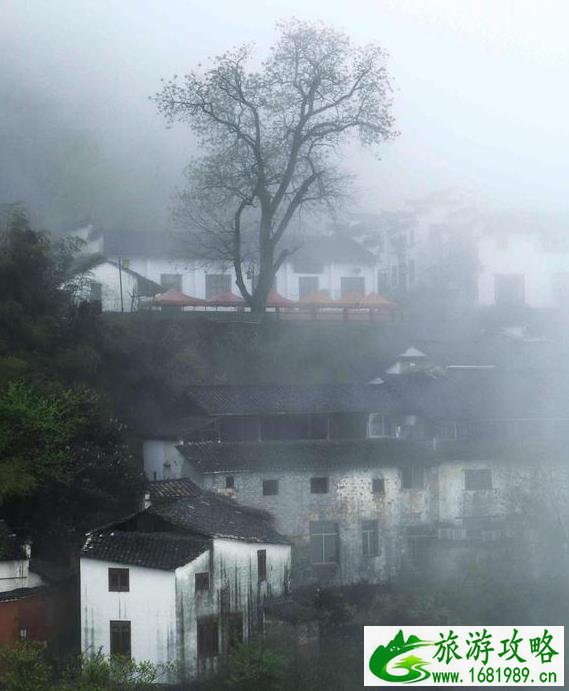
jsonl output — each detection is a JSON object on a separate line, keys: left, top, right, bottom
{"left": 153, "top": 289, "right": 207, "bottom": 306}
{"left": 299, "top": 290, "right": 335, "bottom": 306}
{"left": 207, "top": 291, "right": 246, "bottom": 307}
{"left": 335, "top": 291, "right": 366, "bottom": 307}
{"left": 360, "top": 292, "right": 398, "bottom": 309}
{"left": 266, "top": 291, "right": 296, "bottom": 308}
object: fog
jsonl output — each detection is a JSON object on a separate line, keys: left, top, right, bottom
{"left": 1, "top": 0, "right": 568, "bottom": 231}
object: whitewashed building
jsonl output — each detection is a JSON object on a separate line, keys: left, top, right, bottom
{"left": 80, "top": 480, "right": 290, "bottom": 681}
{"left": 75, "top": 228, "right": 380, "bottom": 309}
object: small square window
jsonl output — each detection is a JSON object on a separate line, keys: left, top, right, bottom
{"left": 362, "top": 520, "right": 379, "bottom": 557}
{"left": 401, "top": 466, "right": 425, "bottom": 490}
{"left": 262, "top": 479, "right": 279, "bottom": 496}
{"left": 225, "top": 476, "right": 235, "bottom": 489}
{"left": 310, "top": 477, "right": 329, "bottom": 494}
{"left": 372, "top": 478, "right": 385, "bottom": 494}
{"left": 108, "top": 568, "right": 129, "bottom": 592}
{"left": 195, "top": 572, "right": 210, "bottom": 591}
{"left": 464, "top": 468, "right": 492, "bottom": 490}
{"left": 257, "top": 549, "right": 267, "bottom": 581}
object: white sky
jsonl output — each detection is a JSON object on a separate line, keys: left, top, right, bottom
{"left": 2, "top": 0, "right": 568, "bottom": 224}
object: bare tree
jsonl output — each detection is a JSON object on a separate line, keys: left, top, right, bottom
{"left": 153, "top": 19, "right": 397, "bottom": 313}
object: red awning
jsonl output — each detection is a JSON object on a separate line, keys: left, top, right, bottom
{"left": 152, "top": 289, "right": 207, "bottom": 306}
{"left": 266, "top": 291, "right": 296, "bottom": 308}
{"left": 207, "top": 291, "right": 247, "bottom": 307}
{"left": 360, "top": 292, "right": 398, "bottom": 309}
{"left": 298, "top": 290, "right": 336, "bottom": 306}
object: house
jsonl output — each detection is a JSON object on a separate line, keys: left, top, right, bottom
{"left": 80, "top": 479, "right": 290, "bottom": 681}
{"left": 477, "top": 212, "right": 569, "bottom": 309}
{"left": 138, "top": 339, "right": 569, "bottom": 586}
{"left": 0, "top": 521, "right": 75, "bottom": 649}
{"left": 75, "top": 228, "right": 382, "bottom": 309}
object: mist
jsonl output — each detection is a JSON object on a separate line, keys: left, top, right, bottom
{"left": 2, "top": 0, "right": 568, "bottom": 232}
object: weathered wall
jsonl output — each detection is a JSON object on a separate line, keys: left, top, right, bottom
{"left": 80, "top": 558, "right": 177, "bottom": 675}
{"left": 174, "top": 539, "right": 290, "bottom": 679}
{"left": 142, "top": 440, "right": 189, "bottom": 481}
{"left": 0, "top": 559, "right": 43, "bottom": 593}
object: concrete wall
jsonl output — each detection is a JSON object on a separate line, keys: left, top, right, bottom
{"left": 477, "top": 232, "right": 569, "bottom": 308}
{"left": 82, "top": 262, "right": 140, "bottom": 313}
{"left": 0, "top": 559, "right": 43, "bottom": 593}
{"left": 142, "top": 441, "right": 189, "bottom": 481}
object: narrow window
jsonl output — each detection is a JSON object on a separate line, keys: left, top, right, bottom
{"left": 464, "top": 468, "right": 492, "bottom": 490}
{"left": 262, "top": 479, "right": 279, "bottom": 496}
{"left": 108, "top": 568, "right": 129, "bottom": 592}
{"left": 401, "top": 466, "right": 425, "bottom": 490}
{"left": 195, "top": 572, "right": 210, "bottom": 592}
{"left": 205, "top": 274, "right": 231, "bottom": 299}
{"left": 309, "top": 521, "right": 339, "bottom": 564}
{"left": 160, "top": 273, "right": 182, "bottom": 291}
{"left": 225, "top": 476, "right": 235, "bottom": 489}
{"left": 110, "top": 621, "right": 131, "bottom": 658}
{"left": 372, "top": 478, "right": 385, "bottom": 495}
{"left": 257, "top": 549, "right": 267, "bottom": 581}
{"left": 197, "top": 618, "right": 219, "bottom": 658}
{"left": 340, "top": 276, "right": 365, "bottom": 297}
{"left": 310, "top": 477, "right": 329, "bottom": 494}
{"left": 368, "top": 414, "right": 385, "bottom": 438}
{"left": 362, "top": 520, "right": 379, "bottom": 557}
{"left": 298, "top": 276, "right": 319, "bottom": 299}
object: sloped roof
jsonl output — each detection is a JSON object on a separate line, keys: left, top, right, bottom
{"left": 152, "top": 289, "right": 207, "bottom": 306}
{"left": 102, "top": 230, "right": 181, "bottom": 258}
{"left": 82, "top": 530, "right": 210, "bottom": 570}
{"left": 148, "top": 478, "right": 203, "bottom": 503}
{"left": 184, "top": 384, "right": 404, "bottom": 416}
{"left": 149, "top": 494, "right": 288, "bottom": 544}
{"left": 286, "top": 234, "right": 376, "bottom": 265}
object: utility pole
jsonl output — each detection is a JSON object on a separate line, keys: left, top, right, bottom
{"left": 118, "top": 257, "right": 124, "bottom": 313}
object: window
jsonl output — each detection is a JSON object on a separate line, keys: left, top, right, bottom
{"left": 262, "top": 479, "right": 279, "bottom": 496}
{"left": 362, "top": 520, "right": 379, "bottom": 557}
{"left": 368, "top": 414, "right": 385, "bottom": 438}
{"left": 310, "top": 477, "right": 329, "bottom": 494}
{"left": 160, "top": 273, "right": 182, "bottom": 291}
{"left": 494, "top": 274, "right": 525, "bottom": 306}
{"left": 205, "top": 273, "right": 231, "bottom": 298}
{"left": 227, "top": 613, "right": 243, "bottom": 650}
{"left": 310, "top": 521, "right": 339, "bottom": 564}
{"left": 197, "top": 618, "right": 219, "bottom": 658}
{"left": 391, "top": 265, "right": 398, "bottom": 287}
{"left": 435, "top": 421, "right": 458, "bottom": 440}
{"left": 341, "top": 276, "right": 365, "bottom": 297}
{"left": 257, "top": 549, "right": 267, "bottom": 581}
{"left": 401, "top": 466, "right": 425, "bottom": 490}
{"left": 372, "top": 478, "right": 385, "bottom": 495}
{"left": 225, "top": 476, "right": 235, "bottom": 489}
{"left": 108, "top": 568, "right": 129, "bottom": 592}
{"left": 464, "top": 468, "right": 492, "bottom": 490}
{"left": 110, "top": 621, "right": 131, "bottom": 658}
{"left": 89, "top": 281, "right": 102, "bottom": 302}
{"left": 195, "top": 572, "right": 210, "bottom": 591}
{"left": 298, "top": 276, "right": 319, "bottom": 299}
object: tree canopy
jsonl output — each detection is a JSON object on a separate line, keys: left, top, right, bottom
{"left": 154, "top": 19, "right": 397, "bottom": 312}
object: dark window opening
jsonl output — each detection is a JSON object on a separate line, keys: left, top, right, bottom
{"left": 262, "top": 479, "right": 279, "bottom": 496}
{"left": 257, "top": 549, "right": 267, "bottom": 581}
{"left": 89, "top": 281, "right": 102, "bottom": 302}
{"left": 195, "top": 572, "right": 210, "bottom": 591}
{"left": 401, "top": 466, "right": 425, "bottom": 490}
{"left": 340, "top": 276, "right": 365, "bottom": 297}
{"left": 110, "top": 621, "right": 131, "bottom": 658}
{"left": 329, "top": 413, "right": 367, "bottom": 439}
{"left": 108, "top": 568, "right": 129, "bottom": 592}
{"left": 225, "top": 476, "right": 235, "bottom": 489}
{"left": 372, "top": 478, "right": 385, "bottom": 494}
{"left": 298, "top": 276, "right": 319, "bottom": 298}
{"left": 160, "top": 273, "right": 182, "bottom": 291}
{"left": 219, "top": 416, "right": 259, "bottom": 442}
{"left": 464, "top": 468, "right": 492, "bottom": 490}
{"left": 310, "top": 477, "right": 329, "bottom": 494}
{"left": 310, "top": 521, "right": 339, "bottom": 564}
{"left": 362, "top": 520, "right": 379, "bottom": 557}
{"left": 197, "top": 618, "right": 219, "bottom": 658}
{"left": 205, "top": 273, "right": 231, "bottom": 298}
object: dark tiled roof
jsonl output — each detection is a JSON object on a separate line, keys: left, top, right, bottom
{"left": 0, "top": 520, "right": 26, "bottom": 562}
{"left": 177, "top": 439, "right": 438, "bottom": 473}
{"left": 0, "top": 586, "right": 47, "bottom": 603}
{"left": 148, "top": 495, "right": 288, "bottom": 545}
{"left": 284, "top": 234, "right": 376, "bottom": 265}
{"left": 102, "top": 230, "right": 182, "bottom": 258}
{"left": 144, "top": 415, "right": 214, "bottom": 440}
{"left": 185, "top": 384, "right": 404, "bottom": 416}
{"left": 148, "top": 478, "right": 202, "bottom": 503}
{"left": 81, "top": 530, "right": 210, "bottom": 570}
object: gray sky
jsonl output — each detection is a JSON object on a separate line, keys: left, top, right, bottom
{"left": 2, "top": 0, "right": 568, "bottom": 230}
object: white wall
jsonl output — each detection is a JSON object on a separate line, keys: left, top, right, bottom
{"left": 80, "top": 558, "right": 178, "bottom": 674}
{"left": 478, "top": 232, "right": 569, "bottom": 308}
{"left": 82, "top": 262, "right": 139, "bottom": 312}
{"left": 143, "top": 441, "right": 187, "bottom": 481}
